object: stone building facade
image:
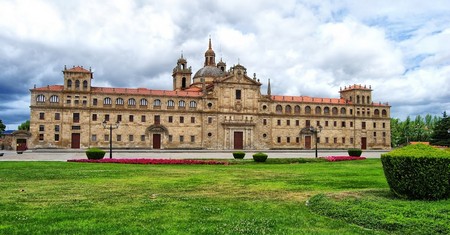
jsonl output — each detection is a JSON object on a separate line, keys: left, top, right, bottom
{"left": 29, "top": 39, "right": 391, "bottom": 150}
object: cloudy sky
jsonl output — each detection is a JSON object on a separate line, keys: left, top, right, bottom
{"left": 1, "top": 0, "right": 450, "bottom": 129}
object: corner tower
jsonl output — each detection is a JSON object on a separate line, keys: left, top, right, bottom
{"left": 172, "top": 53, "right": 192, "bottom": 90}
{"left": 63, "top": 65, "right": 93, "bottom": 92}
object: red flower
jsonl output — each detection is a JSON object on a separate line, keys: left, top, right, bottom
{"left": 321, "top": 156, "right": 367, "bottom": 162}
{"left": 67, "top": 158, "right": 228, "bottom": 165}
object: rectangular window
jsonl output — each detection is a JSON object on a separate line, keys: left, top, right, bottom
{"left": 93, "top": 98, "right": 98, "bottom": 106}
{"left": 350, "top": 138, "right": 354, "bottom": 144}
{"left": 71, "top": 126, "right": 81, "bottom": 130}
{"left": 263, "top": 119, "right": 267, "bottom": 125}
{"left": 287, "top": 120, "right": 290, "bottom": 126}
{"left": 92, "top": 114, "right": 97, "bottom": 121}
{"left": 316, "top": 121, "right": 320, "bottom": 126}
{"left": 277, "top": 120, "right": 281, "bottom": 126}
{"left": 287, "top": 137, "right": 290, "bottom": 143}
{"left": 373, "top": 122, "right": 377, "bottom": 128}
{"left": 39, "top": 134, "right": 44, "bottom": 141}
{"left": 105, "top": 114, "right": 110, "bottom": 122}
{"left": 54, "top": 125, "right": 59, "bottom": 132}
{"left": 306, "top": 120, "right": 310, "bottom": 127}
{"left": 104, "top": 134, "right": 109, "bottom": 141}
{"left": 236, "top": 90, "right": 242, "bottom": 100}
{"left": 208, "top": 117, "right": 213, "bottom": 124}
{"left": 141, "top": 135, "right": 145, "bottom": 141}
{"left": 317, "top": 137, "right": 320, "bottom": 143}
{"left": 39, "top": 112, "right": 45, "bottom": 120}
{"left": 296, "top": 120, "right": 299, "bottom": 126}
{"left": 141, "top": 115, "right": 146, "bottom": 122}
{"left": 55, "top": 113, "right": 60, "bottom": 120}
{"left": 73, "top": 113, "right": 80, "bottom": 123}
{"left": 180, "top": 135, "right": 184, "bottom": 143}
{"left": 191, "top": 135, "right": 195, "bottom": 143}
{"left": 350, "top": 122, "right": 353, "bottom": 127}
{"left": 325, "top": 121, "right": 329, "bottom": 127}
{"left": 168, "top": 116, "right": 173, "bottom": 123}
{"left": 341, "top": 121, "right": 346, "bottom": 128}
{"left": 92, "top": 134, "right": 97, "bottom": 141}
{"left": 362, "top": 122, "right": 366, "bottom": 129}
{"left": 333, "top": 121, "right": 337, "bottom": 127}
{"left": 383, "top": 132, "right": 386, "bottom": 137}
{"left": 39, "top": 125, "right": 45, "bottom": 131}
{"left": 350, "top": 109, "right": 353, "bottom": 115}
{"left": 168, "top": 135, "right": 172, "bottom": 142}
{"left": 342, "top": 137, "right": 346, "bottom": 144}
{"left": 129, "top": 115, "right": 134, "bottom": 122}
{"left": 117, "top": 135, "right": 122, "bottom": 141}
{"left": 374, "top": 132, "right": 377, "bottom": 137}
{"left": 277, "top": 137, "right": 281, "bottom": 143}
{"left": 334, "top": 137, "right": 337, "bottom": 144}
{"left": 382, "top": 123, "right": 386, "bottom": 128}
{"left": 296, "top": 137, "right": 300, "bottom": 143}
{"left": 117, "top": 115, "right": 122, "bottom": 122}
{"left": 325, "top": 137, "right": 329, "bottom": 143}
{"left": 155, "top": 115, "right": 160, "bottom": 125}
{"left": 54, "top": 134, "right": 59, "bottom": 141}
{"left": 191, "top": 117, "right": 195, "bottom": 123}
{"left": 129, "top": 135, "right": 134, "bottom": 142}
{"left": 180, "top": 116, "right": 184, "bottom": 123}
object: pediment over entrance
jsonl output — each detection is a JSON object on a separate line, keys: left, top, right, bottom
{"left": 146, "top": 125, "right": 169, "bottom": 134}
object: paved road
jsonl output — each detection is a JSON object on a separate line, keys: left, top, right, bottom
{"left": 0, "top": 149, "right": 388, "bottom": 161}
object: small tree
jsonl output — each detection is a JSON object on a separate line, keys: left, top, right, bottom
{"left": 0, "top": 119, "right": 5, "bottom": 136}
{"left": 18, "top": 120, "right": 30, "bottom": 131}
{"left": 430, "top": 112, "right": 450, "bottom": 147}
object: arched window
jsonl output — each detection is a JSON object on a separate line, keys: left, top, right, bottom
{"left": 167, "top": 100, "right": 175, "bottom": 107}
{"left": 75, "top": 80, "right": 80, "bottom": 89}
{"left": 182, "top": 77, "right": 187, "bottom": 88}
{"left": 294, "top": 105, "right": 300, "bottom": 114}
{"left": 83, "top": 80, "right": 88, "bottom": 89}
{"left": 367, "top": 96, "right": 370, "bottom": 104}
{"left": 104, "top": 97, "right": 112, "bottom": 105}
{"left": 324, "top": 107, "right": 330, "bottom": 115}
{"left": 350, "top": 96, "right": 353, "bottom": 102}
{"left": 153, "top": 99, "right": 161, "bottom": 106}
{"left": 116, "top": 98, "right": 124, "bottom": 105}
{"left": 50, "top": 95, "right": 59, "bottom": 103}
{"left": 179, "top": 100, "right": 186, "bottom": 107}
{"left": 332, "top": 107, "right": 338, "bottom": 115}
{"left": 305, "top": 106, "right": 311, "bottom": 114}
{"left": 140, "top": 98, "right": 148, "bottom": 106}
{"left": 67, "top": 79, "right": 72, "bottom": 88}
{"left": 315, "top": 106, "right": 321, "bottom": 115}
{"left": 357, "top": 95, "right": 360, "bottom": 104}
{"left": 285, "top": 105, "right": 292, "bottom": 114}
{"left": 128, "top": 98, "right": 136, "bottom": 106}
{"left": 189, "top": 101, "right": 197, "bottom": 108}
{"left": 340, "top": 108, "right": 346, "bottom": 115}
{"left": 382, "top": 109, "right": 387, "bottom": 117}
{"left": 374, "top": 109, "right": 380, "bottom": 116}
{"left": 362, "top": 96, "right": 365, "bottom": 104}
{"left": 36, "top": 94, "right": 46, "bottom": 103}
{"left": 276, "top": 105, "right": 282, "bottom": 114}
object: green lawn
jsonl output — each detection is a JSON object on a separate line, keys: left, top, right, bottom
{"left": 0, "top": 159, "right": 448, "bottom": 234}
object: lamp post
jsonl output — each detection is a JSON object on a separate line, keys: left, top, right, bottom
{"left": 102, "top": 120, "right": 120, "bottom": 159}
{"left": 309, "top": 125, "right": 323, "bottom": 158}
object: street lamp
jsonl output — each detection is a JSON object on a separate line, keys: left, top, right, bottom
{"left": 309, "top": 125, "right": 323, "bottom": 158}
{"left": 102, "top": 120, "right": 120, "bottom": 159}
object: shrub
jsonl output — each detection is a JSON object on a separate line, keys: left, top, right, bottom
{"left": 86, "top": 148, "right": 106, "bottom": 160}
{"left": 381, "top": 144, "right": 450, "bottom": 200}
{"left": 252, "top": 152, "right": 268, "bottom": 162}
{"left": 232, "top": 151, "right": 246, "bottom": 159}
{"left": 348, "top": 148, "right": 362, "bottom": 157}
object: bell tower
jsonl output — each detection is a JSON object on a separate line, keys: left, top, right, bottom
{"left": 172, "top": 53, "right": 192, "bottom": 90}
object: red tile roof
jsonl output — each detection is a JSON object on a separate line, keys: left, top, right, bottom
{"left": 271, "top": 95, "right": 348, "bottom": 104}
{"left": 65, "top": 66, "right": 91, "bottom": 73}
{"left": 90, "top": 87, "right": 203, "bottom": 97}
{"left": 32, "top": 85, "right": 64, "bottom": 91}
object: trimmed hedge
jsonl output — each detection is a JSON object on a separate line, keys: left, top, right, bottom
{"left": 348, "top": 148, "right": 362, "bottom": 157}
{"left": 86, "top": 148, "right": 106, "bottom": 160}
{"left": 381, "top": 144, "right": 450, "bottom": 200}
{"left": 232, "top": 151, "right": 246, "bottom": 159}
{"left": 253, "top": 152, "right": 268, "bottom": 162}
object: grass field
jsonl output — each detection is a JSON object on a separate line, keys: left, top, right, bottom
{"left": 0, "top": 159, "right": 448, "bottom": 234}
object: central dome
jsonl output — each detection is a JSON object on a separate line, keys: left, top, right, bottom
{"left": 193, "top": 66, "right": 224, "bottom": 79}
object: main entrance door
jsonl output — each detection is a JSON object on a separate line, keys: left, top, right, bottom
{"left": 305, "top": 136, "right": 312, "bottom": 149}
{"left": 71, "top": 133, "right": 80, "bottom": 149}
{"left": 16, "top": 139, "right": 27, "bottom": 151}
{"left": 233, "top": 131, "right": 243, "bottom": 149}
{"left": 153, "top": 134, "right": 161, "bottom": 149}
{"left": 361, "top": 137, "right": 367, "bottom": 150}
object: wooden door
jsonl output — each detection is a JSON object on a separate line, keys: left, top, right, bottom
{"left": 16, "top": 139, "right": 27, "bottom": 151}
{"left": 71, "top": 133, "right": 80, "bottom": 149}
{"left": 233, "top": 131, "right": 243, "bottom": 149}
{"left": 153, "top": 134, "right": 161, "bottom": 149}
{"left": 305, "top": 136, "right": 312, "bottom": 149}
{"left": 361, "top": 137, "right": 367, "bottom": 150}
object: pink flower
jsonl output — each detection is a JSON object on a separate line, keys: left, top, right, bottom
{"left": 321, "top": 156, "right": 367, "bottom": 162}
{"left": 67, "top": 158, "right": 228, "bottom": 165}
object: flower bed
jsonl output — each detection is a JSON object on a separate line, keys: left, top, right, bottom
{"left": 67, "top": 158, "right": 228, "bottom": 165}
{"left": 322, "top": 156, "right": 366, "bottom": 162}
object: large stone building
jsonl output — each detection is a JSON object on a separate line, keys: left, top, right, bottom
{"left": 29, "top": 39, "right": 391, "bottom": 150}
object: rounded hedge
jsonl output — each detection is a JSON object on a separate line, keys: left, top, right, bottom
{"left": 348, "top": 148, "right": 362, "bottom": 157}
{"left": 232, "top": 151, "right": 245, "bottom": 159}
{"left": 381, "top": 144, "right": 450, "bottom": 200}
{"left": 252, "top": 152, "right": 268, "bottom": 162}
{"left": 86, "top": 148, "right": 106, "bottom": 160}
